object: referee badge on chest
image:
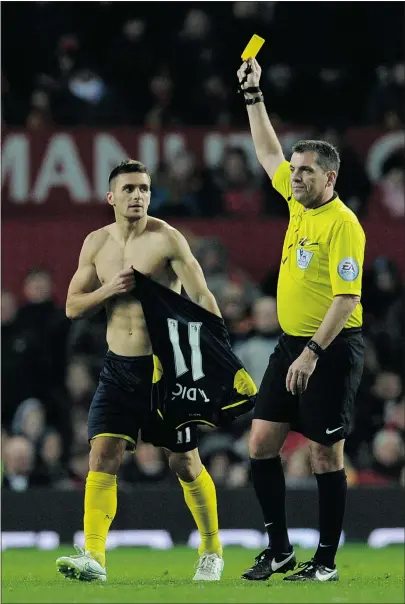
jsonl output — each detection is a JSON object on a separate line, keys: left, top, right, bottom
{"left": 296, "top": 247, "right": 314, "bottom": 270}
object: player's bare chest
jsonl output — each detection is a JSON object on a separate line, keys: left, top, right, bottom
{"left": 95, "top": 238, "right": 168, "bottom": 284}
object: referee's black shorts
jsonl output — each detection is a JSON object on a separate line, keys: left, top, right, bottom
{"left": 254, "top": 328, "right": 364, "bottom": 446}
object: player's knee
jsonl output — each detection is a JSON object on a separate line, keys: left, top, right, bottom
{"left": 249, "top": 432, "right": 279, "bottom": 459}
{"left": 168, "top": 449, "right": 202, "bottom": 482}
{"left": 309, "top": 440, "right": 344, "bottom": 473}
{"left": 248, "top": 421, "right": 284, "bottom": 459}
{"left": 89, "top": 437, "right": 126, "bottom": 474}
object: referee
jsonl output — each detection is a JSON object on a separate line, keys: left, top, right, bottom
{"left": 237, "top": 58, "right": 365, "bottom": 582}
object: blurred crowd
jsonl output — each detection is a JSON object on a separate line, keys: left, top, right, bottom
{"left": 1, "top": 2, "right": 404, "bottom": 492}
{"left": 147, "top": 133, "right": 404, "bottom": 220}
{"left": 1, "top": 3, "right": 404, "bottom": 131}
{"left": 2, "top": 241, "right": 404, "bottom": 492}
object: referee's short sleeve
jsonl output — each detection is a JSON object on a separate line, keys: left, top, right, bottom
{"left": 329, "top": 220, "right": 365, "bottom": 296}
{"left": 272, "top": 161, "right": 293, "bottom": 203}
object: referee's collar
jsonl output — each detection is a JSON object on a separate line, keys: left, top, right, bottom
{"left": 304, "top": 192, "right": 339, "bottom": 215}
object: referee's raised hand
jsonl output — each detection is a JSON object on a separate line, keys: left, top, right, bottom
{"left": 237, "top": 58, "right": 262, "bottom": 92}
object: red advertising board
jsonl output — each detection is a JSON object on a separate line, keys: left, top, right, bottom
{"left": 2, "top": 127, "right": 404, "bottom": 209}
{"left": 2, "top": 128, "right": 404, "bottom": 303}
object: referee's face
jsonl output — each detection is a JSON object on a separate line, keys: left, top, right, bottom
{"left": 290, "top": 151, "right": 333, "bottom": 208}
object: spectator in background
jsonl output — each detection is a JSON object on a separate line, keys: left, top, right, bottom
{"left": 284, "top": 445, "right": 315, "bottom": 488}
{"left": 362, "top": 257, "right": 403, "bottom": 330}
{"left": 65, "top": 356, "right": 96, "bottom": 461}
{"left": 361, "top": 257, "right": 404, "bottom": 377}
{"left": 186, "top": 75, "right": 232, "bottom": 126}
{"left": 367, "top": 64, "right": 404, "bottom": 128}
{"left": 213, "top": 147, "right": 264, "bottom": 218}
{"left": 1, "top": 72, "right": 24, "bottom": 127}
{"left": 118, "top": 442, "right": 168, "bottom": 486}
{"left": 234, "top": 296, "right": 280, "bottom": 387}
{"left": 2, "top": 436, "right": 50, "bottom": 491}
{"left": 382, "top": 298, "right": 405, "bottom": 374}
{"left": 264, "top": 64, "right": 296, "bottom": 124}
{"left": 65, "top": 356, "right": 96, "bottom": 412}
{"left": 18, "top": 267, "right": 71, "bottom": 391}
{"left": 144, "top": 70, "right": 180, "bottom": 129}
{"left": 67, "top": 313, "right": 108, "bottom": 376}
{"left": 367, "top": 429, "right": 405, "bottom": 483}
{"left": 26, "top": 89, "right": 54, "bottom": 130}
{"left": 11, "top": 398, "right": 46, "bottom": 448}
{"left": 17, "top": 267, "right": 73, "bottom": 460}
{"left": 150, "top": 150, "right": 203, "bottom": 217}
{"left": 371, "top": 158, "right": 405, "bottom": 220}
{"left": 317, "top": 128, "right": 371, "bottom": 217}
{"left": 348, "top": 370, "right": 403, "bottom": 469}
{"left": 42, "top": 34, "right": 81, "bottom": 89}
{"left": 218, "top": 282, "right": 251, "bottom": 345}
{"left": 37, "top": 430, "right": 69, "bottom": 486}
{"left": 55, "top": 67, "right": 129, "bottom": 126}
{"left": 171, "top": 9, "right": 219, "bottom": 94}
{"left": 107, "top": 19, "right": 153, "bottom": 124}
{"left": 1, "top": 290, "right": 51, "bottom": 429}
{"left": 195, "top": 237, "right": 261, "bottom": 304}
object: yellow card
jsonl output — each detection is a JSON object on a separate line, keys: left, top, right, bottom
{"left": 241, "top": 34, "right": 265, "bottom": 61}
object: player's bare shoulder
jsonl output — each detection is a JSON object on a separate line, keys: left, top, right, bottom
{"left": 145, "top": 216, "right": 183, "bottom": 256}
{"left": 82, "top": 225, "right": 111, "bottom": 259}
{"left": 148, "top": 217, "right": 187, "bottom": 248}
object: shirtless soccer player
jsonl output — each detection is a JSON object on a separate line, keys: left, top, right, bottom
{"left": 56, "top": 160, "right": 224, "bottom": 582}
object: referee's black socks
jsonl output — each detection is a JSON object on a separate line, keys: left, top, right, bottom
{"left": 250, "top": 456, "right": 292, "bottom": 554}
{"left": 314, "top": 469, "right": 347, "bottom": 568}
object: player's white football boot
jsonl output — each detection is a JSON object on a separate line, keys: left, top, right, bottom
{"left": 193, "top": 552, "right": 224, "bottom": 581}
{"left": 56, "top": 544, "right": 107, "bottom": 582}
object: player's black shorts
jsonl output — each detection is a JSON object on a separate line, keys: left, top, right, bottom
{"left": 88, "top": 351, "right": 198, "bottom": 453}
{"left": 254, "top": 328, "right": 364, "bottom": 445}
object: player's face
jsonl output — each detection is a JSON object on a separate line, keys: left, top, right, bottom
{"left": 107, "top": 172, "right": 151, "bottom": 220}
{"left": 290, "top": 152, "right": 335, "bottom": 208}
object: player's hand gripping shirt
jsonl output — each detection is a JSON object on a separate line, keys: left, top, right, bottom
{"left": 133, "top": 269, "right": 257, "bottom": 430}
{"left": 272, "top": 161, "right": 366, "bottom": 336}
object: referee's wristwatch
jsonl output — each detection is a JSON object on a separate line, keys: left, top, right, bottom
{"left": 306, "top": 340, "right": 324, "bottom": 357}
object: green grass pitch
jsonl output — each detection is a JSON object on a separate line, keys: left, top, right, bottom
{"left": 1, "top": 545, "right": 404, "bottom": 603}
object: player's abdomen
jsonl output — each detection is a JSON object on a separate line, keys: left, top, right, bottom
{"left": 106, "top": 298, "right": 152, "bottom": 356}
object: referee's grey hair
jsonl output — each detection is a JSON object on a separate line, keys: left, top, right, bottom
{"left": 292, "top": 140, "right": 341, "bottom": 175}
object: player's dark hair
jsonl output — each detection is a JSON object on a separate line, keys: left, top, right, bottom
{"left": 108, "top": 160, "right": 151, "bottom": 188}
{"left": 292, "top": 140, "right": 340, "bottom": 175}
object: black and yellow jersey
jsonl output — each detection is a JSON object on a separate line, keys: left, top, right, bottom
{"left": 133, "top": 269, "right": 257, "bottom": 430}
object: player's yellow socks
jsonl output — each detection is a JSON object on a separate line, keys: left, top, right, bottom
{"left": 84, "top": 471, "right": 117, "bottom": 567}
{"left": 178, "top": 465, "right": 223, "bottom": 557}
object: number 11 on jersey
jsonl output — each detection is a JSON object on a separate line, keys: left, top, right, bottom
{"left": 167, "top": 319, "right": 205, "bottom": 381}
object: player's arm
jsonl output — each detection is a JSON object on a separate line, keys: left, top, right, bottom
{"left": 168, "top": 228, "right": 222, "bottom": 317}
{"left": 66, "top": 232, "right": 134, "bottom": 320}
{"left": 237, "top": 58, "right": 285, "bottom": 180}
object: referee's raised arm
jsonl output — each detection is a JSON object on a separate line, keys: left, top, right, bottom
{"left": 237, "top": 58, "right": 284, "bottom": 180}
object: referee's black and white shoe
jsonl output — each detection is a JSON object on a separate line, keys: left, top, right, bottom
{"left": 241, "top": 548, "right": 296, "bottom": 580}
{"left": 284, "top": 559, "right": 339, "bottom": 582}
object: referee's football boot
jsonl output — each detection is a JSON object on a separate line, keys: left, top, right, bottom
{"left": 241, "top": 548, "right": 296, "bottom": 580}
{"left": 284, "top": 559, "right": 339, "bottom": 582}
{"left": 56, "top": 545, "right": 107, "bottom": 582}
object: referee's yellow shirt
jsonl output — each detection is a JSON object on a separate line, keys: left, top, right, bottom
{"left": 273, "top": 161, "right": 365, "bottom": 337}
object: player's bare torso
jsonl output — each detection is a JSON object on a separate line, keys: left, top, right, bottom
{"left": 92, "top": 217, "right": 181, "bottom": 356}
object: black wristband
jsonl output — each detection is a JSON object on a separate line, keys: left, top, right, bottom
{"left": 306, "top": 340, "right": 324, "bottom": 356}
{"left": 245, "top": 96, "right": 264, "bottom": 106}
{"left": 243, "top": 86, "right": 262, "bottom": 94}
